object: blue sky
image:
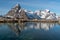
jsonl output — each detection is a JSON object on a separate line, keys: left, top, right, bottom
{"left": 0, "top": 0, "right": 60, "bottom": 15}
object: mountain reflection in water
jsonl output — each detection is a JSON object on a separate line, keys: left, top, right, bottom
{"left": 0, "top": 22, "right": 60, "bottom": 40}
{"left": 7, "top": 22, "right": 55, "bottom": 35}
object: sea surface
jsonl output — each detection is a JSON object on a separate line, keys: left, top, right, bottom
{"left": 0, "top": 22, "right": 60, "bottom": 40}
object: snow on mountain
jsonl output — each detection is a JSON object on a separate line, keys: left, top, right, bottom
{"left": 19, "top": 9, "right": 21, "bottom": 12}
{"left": 24, "top": 9, "right": 57, "bottom": 20}
{"left": 50, "top": 12, "right": 56, "bottom": 16}
{"left": 41, "top": 9, "right": 50, "bottom": 15}
{"left": 38, "top": 9, "right": 57, "bottom": 20}
{"left": 46, "top": 12, "right": 56, "bottom": 20}
{"left": 45, "top": 9, "right": 50, "bottom": 13}
{"left": 5, "top": 4, "right": 58, "bottom": 20}
{"left": 46, "top": 15, "right": 56, "bottom": 20}
{"left": 25, "top": 13, "right": 34, "bottom": 19}
{"left": 24, "top": 9, "right": 27, "bottom": 12}
{"left": 41, "top": 15, "right": 46, "bottom": 18}
{"left": 25, "top": 12, "right": 41, "bottom": 19}
{"left": 56, "top": 16, "right": 59, "bottom": 20}
{"left": 28, "top": 11, "right": 34, "bottom": 14}
{"left": 40, "top": 10, "right": 49, "bottom": 18}
{"left": 34, "top": 10, "right": 41, "bottom": 16}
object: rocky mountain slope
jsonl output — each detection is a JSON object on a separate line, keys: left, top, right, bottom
{"left": 5, "top": 4, "right": 58, "bottom": 20}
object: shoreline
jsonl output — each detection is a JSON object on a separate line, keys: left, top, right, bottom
{"left": 0, "top": 19, "right": 58, "bottom": 23}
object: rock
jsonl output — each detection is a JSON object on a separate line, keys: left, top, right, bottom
{"left": 5, "top": 4, "right": 28, "bottom": 19}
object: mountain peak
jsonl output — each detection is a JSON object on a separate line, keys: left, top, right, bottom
{"left": 15, "top": 3, "right": 20, "bottom": 7}
{"left": 13, "top": 3, "right": 21, "bottom": 10}
{"left": 45, "top": 9, "right": 50, "bottom": 13}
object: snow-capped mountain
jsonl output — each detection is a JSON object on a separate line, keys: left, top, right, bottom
{"left": 34, "top": 9, "right": 57, "bottom": 20}
{"left": 5, "top": 4, "right": 58, "bottom": 20}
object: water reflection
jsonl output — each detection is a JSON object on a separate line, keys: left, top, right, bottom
{"left": 0, "top": 22, "right": 60, "bottom": 40}
{"left": 20, "top": 22, "right": 56, "bottom": 30}
{"left": 7, "top": 23, "right": 21, "bottom": 36}
{"left": 7, "top": 22, "right": 56, "bottom": 36}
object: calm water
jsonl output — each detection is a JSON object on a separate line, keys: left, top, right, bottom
{"left": 0, "top": 22, "right": 60, "bottom": 40}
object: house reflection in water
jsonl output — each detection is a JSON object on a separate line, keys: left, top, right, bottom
{"left": 7, "top": 22, "right": 56, "bottom": 36}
